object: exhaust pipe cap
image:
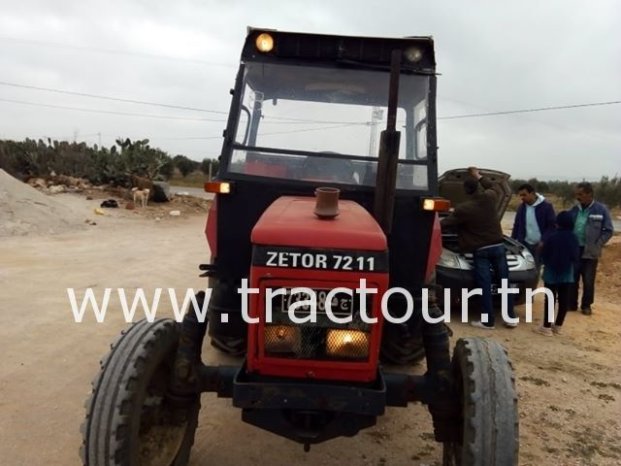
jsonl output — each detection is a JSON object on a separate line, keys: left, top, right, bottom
{"left": 314, "top": 187, "right": 340, "bottom": 219}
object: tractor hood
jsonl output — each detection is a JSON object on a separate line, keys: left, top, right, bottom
{"left": 251, "top": 196, "right": 387, "bottom": 251}
{"left": 438, "top": 168, "right": 512, "bottom": 220}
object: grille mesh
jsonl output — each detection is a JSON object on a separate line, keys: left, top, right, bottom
{"left": 263, "top": 287, "right": 372, "bottom": 362}
{"left": 265, "top": 325, "right": 370, "bottom": 361}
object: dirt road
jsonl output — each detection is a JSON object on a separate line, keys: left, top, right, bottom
{"left": 1, "top": 193, "right": 620, "bottom": 465}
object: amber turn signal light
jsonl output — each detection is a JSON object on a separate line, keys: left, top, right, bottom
{"left": 421, "top": 198, "right": 451, "bottom": 212}
{"left": 204, "top": 181, "right": 232, "bottom": 194}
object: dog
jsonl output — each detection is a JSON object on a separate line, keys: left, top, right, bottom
{"left": 131, "top": 187, "right": 150, "bottom": 208}
{"left": 100, "top": 199, "right": 119, "bottom": 208}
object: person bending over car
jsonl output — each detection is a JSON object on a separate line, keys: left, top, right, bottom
{"left": 440, "top": 167, "right": 517, "bottom": 329}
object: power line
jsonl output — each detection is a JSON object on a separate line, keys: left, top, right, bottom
{"left": 0, "top": 94, "right": 369, "bottom": 126}
{"left": 438, "top": 100, "right": 621, "bottom": 120}
{"left": 0, "top": 80, "right": 369, "bottom": 125}
{"left": 0, "top": 80, "right": 229, "bottom": 115}
{"left": 2, "top": 37, "right": 619, "bottom": 122}
{"left": 160, "top": 99, "right": 621, "bottom": 139}
{"left": 258, "top": 123, "right": 363, "bottom": 137}
{"left": 0, "top": 98, "right": 224, "bottom": 122}
{"left": 3, "top": 80, "right": 618, "bottom": 122}
{"left": 161, "top": 123, "right": 362, "bottom": 140}
{"left": 2, "top": 79, "right": 618, "bottom": 132}
{"left": 8, "top": 79, "right": 617, "bottom": 126}
{"left": 0, "top": 35, "right": 237, "bottom": 68}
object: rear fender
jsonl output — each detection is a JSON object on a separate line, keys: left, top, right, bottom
{"left": 206, "top": 196, "right": 218, "bottom": 257}
{"left": 424, "top": 213, "right": 442, "bottom": 283}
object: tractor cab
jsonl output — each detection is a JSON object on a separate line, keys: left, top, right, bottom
{"left": 205, "top": 28, "right": 444, "bottom": 362}
{"left": 224, "top": 34, "right": 433, "bottom": 189}
{"left": 82, "top": 28, "right": 519, "bottom": 466}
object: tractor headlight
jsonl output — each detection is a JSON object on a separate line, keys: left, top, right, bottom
{"left": 326, "top": 329, "right": 369, "bottom": 359}
{"left": 255, "top": 33, "right": 274, "bottom": 53}
{"left": 264, "top": 325, "right": 300, "bottom": 353}
{"left": 403, "top": 46, "right": 423, "bottom": 63}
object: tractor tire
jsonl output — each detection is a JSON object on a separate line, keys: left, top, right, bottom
{"left": 442, "top": 338, "right": 519, "bottom": 466}
{"left": 380, "top": 324, "right": 426, "bottom": 365}
{"left": 209, "top": 334, "right": 247, "bottom": 357}
{"left": 380, "top": 319, "right": 453, "bottom": 366}
{"left": 81, "top": 319, "right": 200, "bottom": 466}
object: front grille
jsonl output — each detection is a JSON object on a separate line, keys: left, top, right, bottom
{"left": 265, "top": 325, "right": 370, "bottom": 361}
{"left": 463, "top": 253, "right": 520, "bottom": 271}
{"left": 263, "top": 287, "right": 372, "bottom": 362}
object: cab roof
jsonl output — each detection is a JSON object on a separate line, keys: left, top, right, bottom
{"left": 242, "top": 27, "right": 436, "bottom": 73}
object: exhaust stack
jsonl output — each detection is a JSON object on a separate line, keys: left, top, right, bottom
{"left": 373, "top": 49, "right": 402, "bottom": 234}
{"left": 314, "top": 187, "right": 340, "bottom": 219}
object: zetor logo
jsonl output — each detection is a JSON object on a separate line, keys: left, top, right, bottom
{"left": 255, "top": 247, "right": 386, "bottom": 272}
{"left": 265, "top": 251, "right": 374, "bottom": 271}
{"left": 266, "top": 251, "right": 329, "bottom": 268}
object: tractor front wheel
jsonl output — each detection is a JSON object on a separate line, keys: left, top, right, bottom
{"left": 380, "top": 323, "right": 425, "bottom": 365}
{"left": 442, "top": 338, "right": 519, "bottom": 466}
{"left": 81, "top": 318, "right": 200, "bottom": 466}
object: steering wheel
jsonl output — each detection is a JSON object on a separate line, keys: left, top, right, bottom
{"left": 301, "top": 154, "right": 358, "bottom": 184}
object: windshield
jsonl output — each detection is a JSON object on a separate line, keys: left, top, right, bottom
{"left": 227, "top": 62, "right": 431, "bottom": 190}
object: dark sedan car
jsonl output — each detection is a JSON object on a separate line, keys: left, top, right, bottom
{"left": 436, "top": 168, "right": 539, "bottom": 307}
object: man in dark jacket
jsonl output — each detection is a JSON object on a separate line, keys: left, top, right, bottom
{"left": 569, "top": 182, "right": 614, "bottom": 315}
{"left": 511, "top": 183, "right": 556, "bottom": 270}
{"left": 440, "top": 167, "right": 517, "bottom": 329}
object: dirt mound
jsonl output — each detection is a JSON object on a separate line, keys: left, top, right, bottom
{"left": 0, "top": 169, "right": 85, "bottom": 237}
{"left": 597, "top": 235, "right": 621, "bottom": 293}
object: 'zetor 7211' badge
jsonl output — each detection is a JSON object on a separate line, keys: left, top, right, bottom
{"left": 252, "top": 246, "right": 388, "bottom": 272}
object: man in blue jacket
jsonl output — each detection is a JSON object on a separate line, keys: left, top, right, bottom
{"left": 569, "top": 182, "right": 614, "bottom": 315}
{"left": 511, "top": 183, "right": 556, "bottom": 271}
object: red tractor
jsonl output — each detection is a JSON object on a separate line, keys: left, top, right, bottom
{"left": 81, "top": 28, "right": 518, "bottom": 465}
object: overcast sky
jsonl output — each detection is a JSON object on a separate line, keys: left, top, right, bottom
{"left": 0, "top": 0, "right": 619, "bottom": 181}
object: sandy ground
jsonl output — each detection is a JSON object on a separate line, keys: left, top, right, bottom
{"left": 1, "top": 192, "right": 620, "bottom": 466}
